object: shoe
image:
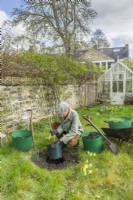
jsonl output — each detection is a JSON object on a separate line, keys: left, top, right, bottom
{"left": 74, "top": 141, "right": 79, "bottom": 149}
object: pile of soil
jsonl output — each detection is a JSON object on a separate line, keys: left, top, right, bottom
{"left": 32, "top": 149, "right": 79, "bottom": 170}
{"left": 85, "top": 132, "right": 100, "bottom": 139}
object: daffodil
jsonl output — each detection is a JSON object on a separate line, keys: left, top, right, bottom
{"left": 89, "top": 170, "right": 93, "bottom": 174}
{"left": 46, "top": 135, "right": 52, "bottom": 140}
{"left": 84, "top": 172, "right": 87, "bottom": 176}
{"left": 89, "top": 152, "right": 93, "bottom": 157}
{"left": 84, "top": 164, "right": 89, "bottom": 169}
{"left": 46, "top": 134, "right": 56, "bottom": 142}
{"left": 89, "top": 163, "right": 92, "bottom": 167}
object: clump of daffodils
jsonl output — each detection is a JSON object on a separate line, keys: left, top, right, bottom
{"left": 87, "top": 152, "right": 96, "bottom": 157}
{"left": 82, "top": 152, "right": 97, "bottom": 176}
{"left": 82, "top": 160, "right": 93, "bottom": 176}
{"left": 99, "top": 105, "right": 123, "bottom": 115}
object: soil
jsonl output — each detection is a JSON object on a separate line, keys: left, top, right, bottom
{"left": 32, "top": 148, "right": 79, "bottom": 170}
{"left": 85, "top": 132, "right": 100, "bottom": 139}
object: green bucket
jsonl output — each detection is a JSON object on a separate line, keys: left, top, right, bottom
{"left": 82, "top": 131, "right": 103, "bottom": 153}
{"left": 108, "top": 116, "right": 132, "bottom": 129}
{"left": 12, "top": 129, "right": 33, "bottom": 152}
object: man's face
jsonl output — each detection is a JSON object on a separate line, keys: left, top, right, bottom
{"left": 60, "top": 110, "right": 69, "bottom": 119}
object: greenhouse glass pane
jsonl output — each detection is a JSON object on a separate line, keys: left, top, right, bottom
{"left": 104, "top": 82, "right": 110, "bottom": 93}
{"left": 113, "top": 81, "right": 117, "bottom": 92}
{"left": 126, "top": 81, "right": 132, "bottom": 93}
{"left": 118, "top": 81, "right": 123, "bottom": 92}
{"left": 105, "top": 71, "right": 110, "bottom": 79}
{"left": 113, "top": 74, "right": 124, "bottom": 80}
{"left": 114, "top": 67, "right": 118, "bottom": 72}
{"left": 119, "top": 65, "right": 125, "bottom": 72}
{"left": 126, "top": 71, "right": 132, "bottom": 78}
{"left": 113, "top": 74, "right": 118, "bottom": 80}
{"left": 119, "top": 74, "right": 124, "bottom": 80}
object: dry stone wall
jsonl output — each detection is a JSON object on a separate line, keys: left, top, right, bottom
{"left": 1, "top": 84, "right": 90, "bottom": 132}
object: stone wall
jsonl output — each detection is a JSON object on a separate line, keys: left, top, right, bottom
{"left": 1, "top": 83, "right": 90, "bottom": 132}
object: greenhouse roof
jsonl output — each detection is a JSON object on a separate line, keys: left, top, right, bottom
{"left": 99, "top": 61, "right": 133, "bottom": 80}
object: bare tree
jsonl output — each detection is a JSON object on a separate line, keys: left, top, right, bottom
{"left": 90, "top": 29, "right": 110, "bottom": 49}
{"left": 11, "top": 0, "right": 97, "bottom": 57}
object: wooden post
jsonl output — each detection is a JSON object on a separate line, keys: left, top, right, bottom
{"left": 93, "top": 73, "right": 96, "bottom": 104}
{"left": 84, "top": 81, "right": 87, "bottom": 106}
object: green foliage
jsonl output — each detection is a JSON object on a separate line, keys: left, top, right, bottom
{"left": 122, "top": 58, "right": 133, "bottom": 71}
{"left": 12, "top": 52, "right": 96, "bottom": 109}
{"left": 98, "top": 105, "right": 124, "bottom": 115}
{"left": 86, "top": 61, "right": 105, "bottom": 78}
{"left": 14, "top": 52, "right": 89, "bottom": 86}
{"left": 124, "top": 94, "right": 133, "bottom": 105}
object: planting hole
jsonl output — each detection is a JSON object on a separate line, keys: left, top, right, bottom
{"left": 46, "top": 156, "right": 65, "bottom": 164}
{"left": 32, "top": 149, "right": 79, "bottom": 170}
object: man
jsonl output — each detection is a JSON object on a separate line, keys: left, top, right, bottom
{"left": 50, "top": 101, "right": 83, "bottom": 148}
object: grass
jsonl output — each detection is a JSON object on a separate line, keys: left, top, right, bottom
{"left": 1, "top": 105, "right": 133, "bottom": 200}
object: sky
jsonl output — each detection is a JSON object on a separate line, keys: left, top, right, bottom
{"left": 0, "top": 0, "right": 133, "bottom": 57}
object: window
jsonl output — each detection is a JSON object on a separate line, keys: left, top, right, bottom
{"left": 113, "top": 49, "right": 120, "bottom": 52}
{"left": 113, "top": 81, "right": 123, "bottom": 92}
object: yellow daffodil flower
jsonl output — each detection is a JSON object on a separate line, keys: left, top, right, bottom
{"left": 84, "top": 164, "right": 89, "bottom": 169}
{"left": 89, "top": 163, "right": 92, "bottom": 167}
{"left": 89, "top": 170, "right": 93, "bottom": 174}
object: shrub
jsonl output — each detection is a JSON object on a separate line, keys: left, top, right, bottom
{"left": 124, "top": 94, "right": 133, "bottom": 105}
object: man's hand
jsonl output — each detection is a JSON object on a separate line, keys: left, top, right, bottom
{"left": 50, "top": 129, "right": 58, "bottom": 136}
{"left": 68, "top": 134, "right": 80, "bottom": 146}
{"left": 51, "top": 140, "right": 62, "bottom": 148}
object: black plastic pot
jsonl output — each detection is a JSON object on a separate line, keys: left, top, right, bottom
{"left": 47, "top": 142, "right": 63, "bottom": 160}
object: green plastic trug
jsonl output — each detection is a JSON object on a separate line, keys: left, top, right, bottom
{"left": 82, "top": 131, "right": 103, "bottom": 153}
{"left": 108, "top": 116, "right": 132, "bottom": 129}
{"left": 12, "top": 129, "right": 33, "bottom": 152}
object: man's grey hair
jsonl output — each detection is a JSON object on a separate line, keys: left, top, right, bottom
{"left": 56, "top": 101, "right": 70, "bottom": 117}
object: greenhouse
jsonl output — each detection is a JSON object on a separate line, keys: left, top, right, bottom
{"left": 98, "top": 61, "right": 133, "bottom": 105}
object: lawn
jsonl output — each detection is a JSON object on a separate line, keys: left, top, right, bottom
{"left": 1, "top": 105, "right": 133, "bottom": 200}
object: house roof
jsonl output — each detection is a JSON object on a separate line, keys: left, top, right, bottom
{"left": 79, "top": 48, "right": 114, "bottom": 62}
{"left": 99, "top": 44, "right": 129, "bottom": 61}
